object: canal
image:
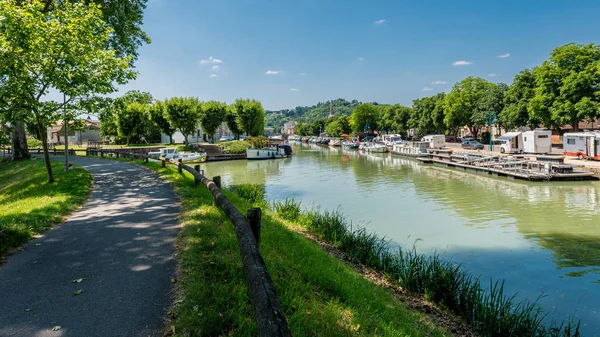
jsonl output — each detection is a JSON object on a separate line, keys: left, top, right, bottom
{"left": 201, "top": 143, "right": 600, "bottom": 335}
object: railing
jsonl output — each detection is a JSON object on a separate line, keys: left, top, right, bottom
{"left": 32, "top": 148, "right": 292, "bottom": 337}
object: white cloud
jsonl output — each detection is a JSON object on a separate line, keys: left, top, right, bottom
{"left": 211, "top": 65, "right": 220, "bottom": 71}
{"left": 290, "top": 88, "right": 299, "bottom": 91}
{"left": 265, "top": 70, "right": 280, "bottom": 75}
{"left": 374, "top": 19, "right": 386, "bottom": 25}
{"left": 422, "top": 87, "right": 433, "bottom": 91}
{"left": 497, "top": 53, "right": 510, "bottom": 58}
{"left": 488, "top": 73, "right": 501, "bottom": 77}
{"left": 432, "top": 80, "right": 447, "bottom": 85}
{"left": 299, "top": 72, "right": 306, "bottom": 76}
{"left": 358, "top": 57, "right": 364, "bottom": 61}
{"left": 209, "top": 74, "right": 218, "bottom": 78}
{"left": 200, "top": 56, "right": 223, "bottom": 65}
{"left": 452, "top": 60, "right": 472, "bottom": 66}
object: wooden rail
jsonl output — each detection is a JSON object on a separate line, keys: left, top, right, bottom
{"left": 42, "top": 148, "right": 291, "bottom": 337}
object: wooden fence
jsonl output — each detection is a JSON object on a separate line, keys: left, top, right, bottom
{"left": 33, "top": 148, "right": 292, "bottom": 337}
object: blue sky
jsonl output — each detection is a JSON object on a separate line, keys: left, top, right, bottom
{"left": 120, "top": 0, "right": 600, "bottom": 110}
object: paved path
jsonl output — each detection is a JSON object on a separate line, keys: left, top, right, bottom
{"left": 0, "top": 157, "right": 180, "bottom": 337}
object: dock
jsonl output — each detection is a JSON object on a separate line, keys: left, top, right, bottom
{"left": 421, "top": 149, "right": 597, "bottom": 181}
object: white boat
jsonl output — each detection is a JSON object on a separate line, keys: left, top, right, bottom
{"left": 246, "top": 146, "right": 287, "bottom": 160}
{"left": 392, "top": 141, "right": 430, "bottom": 157}
{"left": 329, "top": 138, "right": 342, "bottom": 146}
{"left": 360, "top": 142, "right": 388, "bottom": 153}
{"left": 148, "top": 148, "right": 207, "bottom": 163}
{"left": 381, "top": 134, "right": 404, "bottom": 147}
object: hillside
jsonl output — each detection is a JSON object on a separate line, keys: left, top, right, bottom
{"left": 265, "top": 98, "right": 381, "bottom": 130}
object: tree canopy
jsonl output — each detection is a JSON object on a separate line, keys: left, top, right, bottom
{"left": 0, "top": 0, "right": 135, "bottom": 182}
{"left": 231, "top": 99, "right": 265, "bottom": 137}
{"left": 350, "top": 104, "right": 379, "bottom": 133}
{"left": 444, "top": 77, "right": 495, "bottom": 139}
{"left": 200, "top": 101, "right": 227, "bottom": 139}
{"left": 164, "top": 97, "right": 200, "bottom": 144}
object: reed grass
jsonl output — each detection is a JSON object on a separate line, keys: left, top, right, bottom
{"left": 273, "top": 196, "right": 581, "bottom": 337}
{"left": 230, "top": 183, "right": 266, "bottom": 206}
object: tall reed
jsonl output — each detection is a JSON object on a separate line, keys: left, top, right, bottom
{"left": 272, "top": 197, "right": 580, "bottom": 337}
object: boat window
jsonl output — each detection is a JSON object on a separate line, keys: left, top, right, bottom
{"left": 567, "top": 138, "right": 575, "bottom": 145}
{"left": 537, "top": 135, "right": 548, "bottom": 138}
{"left": 257, "top": 151, "right": 259, "bottom": 156}
{"left": 524, "top": 137, "right": 527, "bottom": 141}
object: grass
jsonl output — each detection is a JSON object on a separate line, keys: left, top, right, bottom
{"left": 219, "top": 140, "right": 251, "bottom": 154}
{"left": 272, "top": 198, "right": 581, "bottom": 337}
{"left": 0, "top": 159, "right": 92, "bottom": 257}
{"left": 124, "top": 160, "right": 449, "bottom": 336}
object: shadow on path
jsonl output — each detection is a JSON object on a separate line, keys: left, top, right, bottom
{"left": 0, "top": 157, "right": 180, "bottom": 337}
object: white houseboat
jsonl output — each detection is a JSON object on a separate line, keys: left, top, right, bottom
{"left": 392, "top": 141, "right": 430, "bottom": 158}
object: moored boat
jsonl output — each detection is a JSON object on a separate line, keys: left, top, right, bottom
{"left": 392, "top": 141, "right": 430, "bottom": 158}
{"left": 246, "top": 146, "right": 288, "bottom": 160}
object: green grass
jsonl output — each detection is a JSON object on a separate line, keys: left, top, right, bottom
{"left": 0, "top": 159, "right": 92, "bottom": 257}
{"left": 127, "top": 161, "right": 449, "bottom": 337}
{"left": 272, "top": 198, "right": 581, "bottom": 337}
{"left": 219, "top": 140, "right": 251, "bottom": 154}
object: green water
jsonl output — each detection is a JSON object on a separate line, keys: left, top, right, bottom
{"left": 201, "top": 143, "right": 600, "bottom": 335}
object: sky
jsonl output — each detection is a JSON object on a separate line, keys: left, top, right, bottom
{"left": 119, "top": 0, "right": 600, "bottom": 111}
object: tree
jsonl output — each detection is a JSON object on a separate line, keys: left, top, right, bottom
{"left": 225, "top": 106, "right": 243, "bottom": 139}
{"left": 148, "top": 101, "right": 175, "bottom": 144}
{"left": 379, "top": 105, "right": 412, "bottom": 135}
{"left": 165, "top": 97, "right": 200, "bottom": 144}
{"left": 116, "top": 102, "right": 146, "bottom": 145}
{"left": 325, "top": 115, "right": 351, "bottom": 137}
{"left": 0, "top": 1, "right": 135, "bottom": 182}
{"left": 410, "top": 97, "right": 437, "bottom": 135}
{"left": 478, "top": 82, "right": 509, "bottom": 134}
{"left": 3, "top": 0, "right": 150, "bottom": 160}
{"left": 231, "top": 99, "right": 265, "bottom": 137}
{"left": 530, "top": 43, "right": 600, "bottom": 131}
{"left": 200, "top": 101, "right": 227, "bottom": 141}
{"left": 444, "top": 77, "right": 494, "bottom": 139}
{"left": 350, "top": 104, "right": 379, "bottom": 134}
{"left": 501, "top": 69, "right": 539, "bottom": 130}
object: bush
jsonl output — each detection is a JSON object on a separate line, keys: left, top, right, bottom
{"left": 219, "top": 140, "right": 250, "bottom": 154}
{"left": 27, "top": 139, "right": 42, "bottom": 148}
{"left": 273, "top": 198, "right": 302, "bottom": 221}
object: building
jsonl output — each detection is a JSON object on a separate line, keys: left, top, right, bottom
{"left": 47, "top": 117, "right": 101, "bottom": 146}
{"left": 282, "top": 121, "right": 297, "bottom": 135}
{"left": 161, "top": 122, "right": 236, "bottom": 144}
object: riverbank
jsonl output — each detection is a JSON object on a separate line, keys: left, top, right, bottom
{"left": 140, "top": 160, "right": 453, "bottom": 336}
{"left": 0, "top": 159, "right": 92, "bottom": 259}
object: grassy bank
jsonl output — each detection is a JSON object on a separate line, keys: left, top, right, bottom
{"left": 130, "top": 161, "right": 449, "bottom": 336}
{"left": 0, "top": 160, "right": 92, "bottom": 257}
{"left": 270, "top": 198, "right": 580, "bottom": 337}
{"left": 219, "top": 140, "right": 251, "bottom": 154}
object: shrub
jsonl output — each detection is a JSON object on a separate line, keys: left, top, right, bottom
{"left": 219, "top": 140, "right": 250, "bottom": 154}
{"left": 27, "top": 139, "right": 42, "bottom": 148}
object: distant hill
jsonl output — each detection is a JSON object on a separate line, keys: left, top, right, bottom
{"left": 265, "top": 98, "right": 382, "bottom": 131}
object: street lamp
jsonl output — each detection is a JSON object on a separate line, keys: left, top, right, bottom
{"left": 486, "top": 111, "right": 498, "bottom": 151}
{"left": 364, "top": 122, "right": 370, "bottom": 141}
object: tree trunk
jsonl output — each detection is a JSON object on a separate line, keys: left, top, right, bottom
{"left": 184, "top": 134, "right": 188, "bottom": 144}
{"left": 11, "top": 122, "right": 30, "bottom": 159}
{"left": 169, "top": 134, "right": 173, "bottom": 144}
{"left": 36, "top": 118, "right": 54, "bottom": 183}
{"left": 572, "top": 119, "right": 579, "bottom": 132}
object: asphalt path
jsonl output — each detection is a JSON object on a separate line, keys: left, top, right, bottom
{"left": 0, "top": 157, "right": 180, "bottom": 337}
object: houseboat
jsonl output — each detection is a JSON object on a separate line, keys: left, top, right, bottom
{"left": 246, "top": 146, "right": 288, "bottom": 160}
{"left": 148, "top": 148, "right": 207, "bottom": 163}
{"left": 392, "top": 141, "right": 430, "bottom": 158}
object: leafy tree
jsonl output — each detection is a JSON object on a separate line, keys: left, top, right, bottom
{"left": 225, "top": 106, "right": 243, "bottom": 139}
{"left": 531, "top": 43, "right": 600, "bottom": 131}
{"left": 231, "top": 99, "right": 265, "bottom": 137}
{"left": 350, "top": 104, "right": 379, "bottom": 134}
{"left": 311, "top": 118, "right": 327, "bottom": 136}
{"left": 501, "top": 69, "right": 540, "bottom": 129}
{"left": 165, "top": 97, "right": 200, "bottom": 144}
{"left": 116, "top": 102, "right": 146, "bottom": 145}
{"left": 431, "top": 93, "right": 447, "bottom": 133}
{"left": 295, "top": 123, "right": 310, "bottom": 136}
{"left": 148, "top": 101, "right": 175, "bottom": 144}
{"left": 200, "top": 101, "right": 227, "bottom": 141}
{"left": 444, "top": 77, "right": 494, "bottom": 139}
{"left": 410, "top": 96, "right": 439, "bottom": 135}
{"left": 0, "top": 1, "right": 135, "bottom": 182}
{"left": 379, "top": 105, "right": 412, "bottom": 135}
{"left": 3, "top": 0, "right": 150, "bottom": 159}
{"left": 325, "top": 115, "right": 351, "bottom": 137}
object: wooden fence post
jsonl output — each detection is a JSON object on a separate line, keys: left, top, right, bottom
{"left": 177, "top": 159, "right": 183, "bottom": 173}
{"left": 193, "top": 165, "right": 201, "bottom": 186}
{"left": 53, "top": 148, "right": 56, "bottom": 155}
{"left": 212, "top": 176, "right": 221, "bottom": 206}
{"left": 116, "top": 152, "right": 119, "bottom": 158}
{"left": 161, "top": 158, "right": 166, "bottom": 168}
{"left": 100, "top": 149, "right": 104, "bottom": 158}
{"left": 247, "top": 208, "right": 262, "bottom": 250}
{"left": 85, "top": 150, "right": 89, "bottom": 157}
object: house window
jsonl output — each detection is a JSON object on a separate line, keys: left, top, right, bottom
{"left": 567, "top": 138, "right": 575, "bottom": 145}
